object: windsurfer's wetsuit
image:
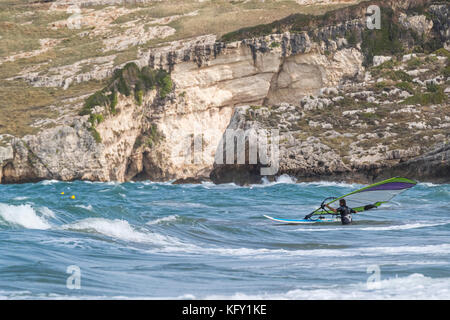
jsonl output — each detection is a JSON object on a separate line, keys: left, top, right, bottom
{"left": 336, "top": 206, "right": 355, "bottom": 225}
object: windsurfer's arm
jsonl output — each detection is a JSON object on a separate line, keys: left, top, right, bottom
{"left": 325, "top": 204, "right": 337, "bottom": 213}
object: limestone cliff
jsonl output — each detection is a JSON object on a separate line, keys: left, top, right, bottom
{"left": 0, "top": 0, "right": 449, "bottom": 184}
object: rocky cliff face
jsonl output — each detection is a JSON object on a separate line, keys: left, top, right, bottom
{"left": 0, "top": 0, "right": 449, "bottom": 184}
{"left": 0, "top": 30, "right": 365, "bottom": 183}
{"left": 0, "top": 92, "right": 155, "bottom": 183}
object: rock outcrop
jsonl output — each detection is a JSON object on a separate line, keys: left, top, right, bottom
{"left": 210, "top": 101, "right": 449, "bottom": 184}
{"left": 377, "top": 143, "right": 450, "bottom": 184}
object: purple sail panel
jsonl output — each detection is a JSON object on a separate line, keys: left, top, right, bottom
{"left": 361, "top": 182, "right": 416, "bottom": 192}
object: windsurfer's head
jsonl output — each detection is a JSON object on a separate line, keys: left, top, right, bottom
{"left": 339, "top": 199, "right": 346, "bottom": 206}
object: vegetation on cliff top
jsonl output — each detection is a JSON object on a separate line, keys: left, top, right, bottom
{"left": 220, "top": 0, "right": 446, "bottom": 66}
{"left": 220, "top": 0, "right": 378, "bottom": 42}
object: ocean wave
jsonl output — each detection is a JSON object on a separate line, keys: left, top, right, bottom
{"left": 12, "top": 196, "right": 29, "bottom": 201}
{"left": 75, "top": 204, "right": 93, "bottom": 211}
{"left": 146, "top": 215, "right": 179, "bottom": 225}
{"left": 202, "top": 274, "right": 450, "bottom": 300}
{"left": 40, "top": 180, "right": 60, "bottom": 185}
{"left": 151, "top": 201, "right": 209, "bottom": 208}
{"left": 297, "top": 181, "right": 362, "bottom": 188}
{"left": 417, "top": 182, "right": 442, "bottom": 187}
{"left": 260, "top": 174, "right": 298, "bottom": 186}
{"left": 357, "top": 222, "right": 448, "bottom": 231}
{"left": 155, "top": 242, "right": 450, "bottom": 258}
{"left": 138, "top": 180, "right": 176, "bottom": 186}
{"left": 37, "top": 206, "right": 56, "bottom": 218}
{"left": 2, "top": 273, "right": 449, "bottom": 300}
{"left": 293, "top": 222, "right": 449, "bottom": 232}
{"left": 61, "top": 218, "right": 188, "bottom": 247}
{"left": 200, "top": 182, "right": 240, "bottom": 189}
{"left": 0, "top": 203, "right": 51, "bottom": 230}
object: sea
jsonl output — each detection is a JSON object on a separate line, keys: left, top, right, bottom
{"left": 0, "top": 175, "right": 449, "bottom": 299}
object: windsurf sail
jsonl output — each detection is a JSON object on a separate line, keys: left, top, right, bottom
{"left": 305, "top": 177, "right": 417, "bottom": 219}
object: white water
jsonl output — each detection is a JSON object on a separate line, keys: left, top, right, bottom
{"left": 0, "top": 203, "right": 51, "bottom": 230}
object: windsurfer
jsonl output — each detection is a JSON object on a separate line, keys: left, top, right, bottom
{"left": 324, "top": 199, "right": 356, "bottom": 225}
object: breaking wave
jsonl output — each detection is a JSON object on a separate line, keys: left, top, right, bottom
{"left": 203, "top": 274, "right": 450, "bottom": 300}
{"left": 0, "top": 203, "right": 51, "bottom": 230}
{"left": 294, "top": 222, "right": 449, "bottom": 232}
{"left": 61, "top": 218, "right": 188, "bottom": 248}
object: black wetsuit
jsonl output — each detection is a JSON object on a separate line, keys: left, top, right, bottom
{"left": 337, "top": 206, "right": 355, "bottom": 225}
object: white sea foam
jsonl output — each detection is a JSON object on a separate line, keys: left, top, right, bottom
{"left": 260, "top": 174, "right": 297, "bottom": 186}
{"left": 297, "top": 181, "right": 362, "bottom": 188}
{"left": 12, "top": 196, "right": 29, "bottom": 201}
{"left": 293, "top": 222, "right": 448, "bottom": 232}
{"left": 357, "top": 222, "right": 448, "bottom": 231}
{"left": 418, "top": 182, "right": 441, "bottom": 187}
{"left": 0, "top": 290, "right": 33, "bottom": 300}
{"left": 40, "top": 180, "right": 59, "bottom": 185}
{"left": 149, "top": 243, "right": 450, "bottom": 258}
{"left": 37, "top": 206, "right": 56, "bottom": 218}
{"left": 151, "top": 201, "right": 208, "bottom": 208}
{"left": 0, "top": 203, "right": 51, "bottom": 230}
{"left": 146, "top": 215, "right": 179, "bottom": 225}
{"left": 202, "top": 274, "right": 450, "bottom": 300}
{"left": 2, "top": 274, "right": 449, "bottom": 300}
{"left": 201, "top": 182, "right": 240, "bottom": 189}
{"left": 56, "top": 215, "right": 450, "bottom": 258}
{"left": 139, "top": 180, "right": 176, "bottom": 186}
{"left": 75, "top": 204, "right": 93, "bottom": 211}
{"left": 104, "top": 181, "right": 121, "bottom": 186}
{"left": 61, "top": 218, "right": 187, "bottom": 247}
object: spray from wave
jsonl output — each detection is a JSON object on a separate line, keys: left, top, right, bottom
{"left": 260, "top": 174, "right": 297, "bottom": 186}
{"left": 0, "top": 203, "right": 51, "bottom": 230}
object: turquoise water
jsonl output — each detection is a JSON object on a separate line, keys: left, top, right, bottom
{"left": 0, "top": 176, "right": 449, "bottom": 299}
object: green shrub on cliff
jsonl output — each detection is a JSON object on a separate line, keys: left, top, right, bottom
{"left": 88, "top": 113, "right": 104, "bottom": 127}
{"left": 388, "top": 70, "right": 413, "bottom": 82}
{"left": 270, "top": 42, "right": 280, "bottom": 48}
{"left": 140, "top": 66, "right": 157, "bottom": 90}
{"left": 426, "top": 82, "right": 440, "bottom": 93}
{"left": 403, "top": 85, "right": 446, "bottom": 106}
{"left": 407, "top": 57, "right": 423, "bottom": 70}
{"left": 87, "top": 114, "right": 103, "bottom": 143}
{"left": 372, "top": 63, "right": 413, "bottom": 83}
{"left": 83, "top": 66, "right": 172, "bottom": 106}
{"left": 444, "top": 64, "right": 450, "bottom": 78}
{"left": 146, "top": 124, "right": 163, "bottom": 147}
{"left": 156, "top": 69, "right": 173, "bottom": 99}
{"left": 361, "top": 8, "right": 404, "bottom": 66}
{"left": 134, "top": 82, "right": 143, "bottom": 106}
{"left": 396, "top": 81, "right": 414, "bottom": 94}
{"left": 80, "top": 91, "right": 110, "bottom": 116}
{"left": 433, "top": 48, "right": 450, "bottom": 59}
{"left": 374, "top": 81, "right": 389, "bottom": 92}
{"left": 345, "top": 30, "right": 359, "bottom": 47}
{"left": 89, "top": 128, "right": 102, "bottom": 143}
{"left": 109, "top": 90, "right": 118, "bottom": 114}
{"left": 80, "top": 64, "right": 173, "bottom": 143}
{"left": 112, "top": 62, "right": 140, "bottom": 97}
